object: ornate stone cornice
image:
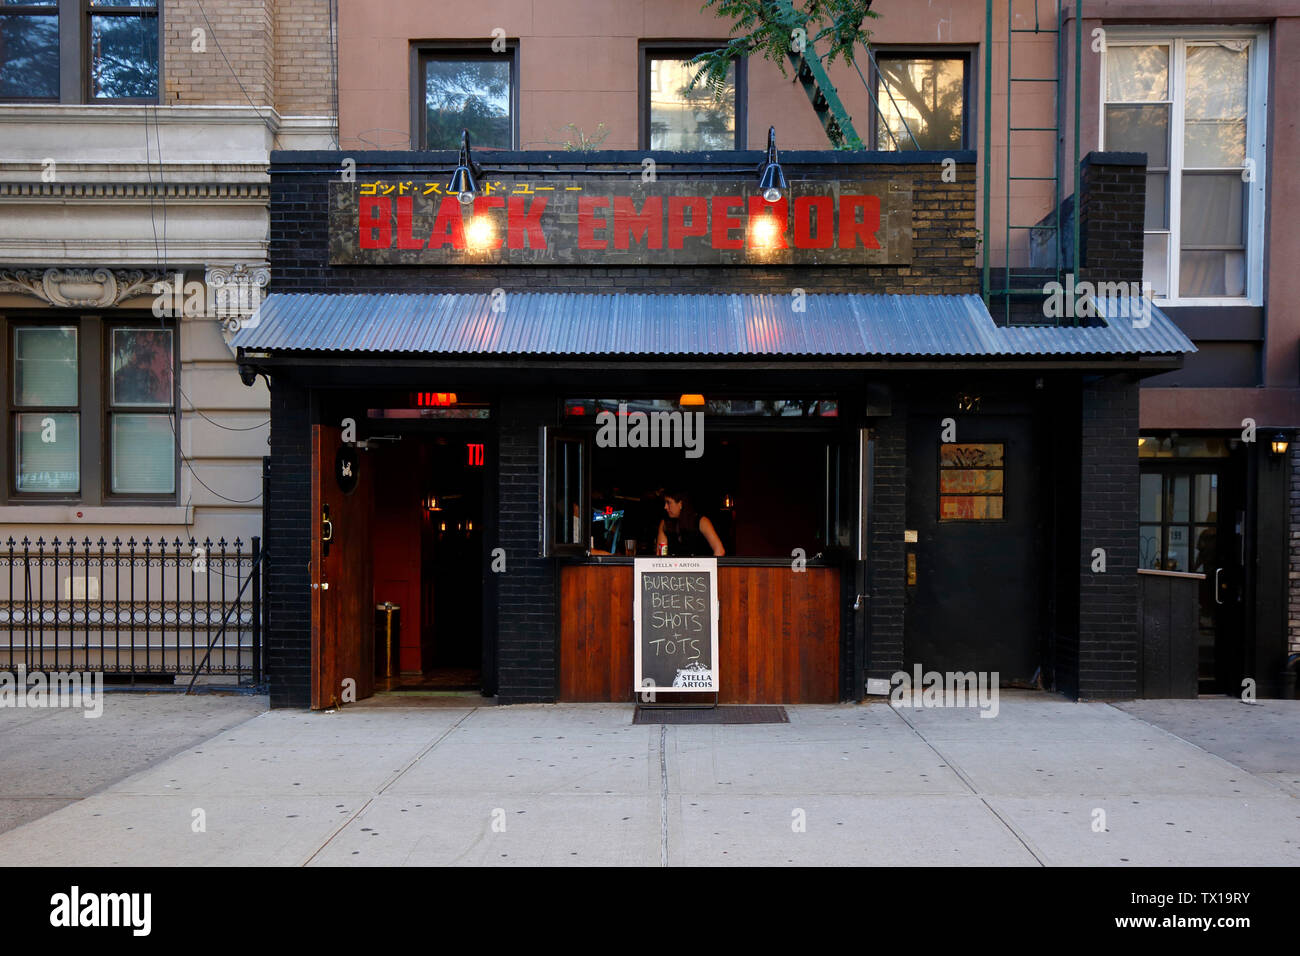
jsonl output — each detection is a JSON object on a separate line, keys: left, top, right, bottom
{"left": 0, "top": 182, "right": 270, "bottom": 201}
{"left": 205, "top": 263, "right": 271, "bottom": 334}
{"left": 0, "top": 268, "right": 167, "bottom": 307}
{"left": 205, "top": 263, "right": 271, "bottom": 291}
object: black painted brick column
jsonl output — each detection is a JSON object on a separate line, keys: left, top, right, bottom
{"left": 867, "top": 397, "right": 906, "bottom": 682}
{"left": 1077, "top": 373, "right": 1140, "bottom": 699}
{"left": 1079, "top": 151, "right": 1146, "bottom": 287}
{"left": 495, "top": 394, "right": 556, "bottom": 703}
{"left": 267, "top": 378, "right": 313, "bottom": 707}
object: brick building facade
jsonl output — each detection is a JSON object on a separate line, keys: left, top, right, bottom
{"left": 0, "top": 0, "right": 336, "bottom": 680}
{"left": 237, "top": 148, "right": 1188, "bottom": 707}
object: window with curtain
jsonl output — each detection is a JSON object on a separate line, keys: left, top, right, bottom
{"left": 12, "top": 326, "right": 80, "bottom": 493}
{"left": 1101, "top": 32, "right": 1264, "bottom": 302}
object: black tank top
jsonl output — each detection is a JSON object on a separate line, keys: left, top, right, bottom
{"left": 665, "top": 517, "right": 711, "bottom": 557}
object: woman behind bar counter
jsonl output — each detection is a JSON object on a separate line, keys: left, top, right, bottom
{"left": 657, "top": 490, "right": 725, "bottom": 557}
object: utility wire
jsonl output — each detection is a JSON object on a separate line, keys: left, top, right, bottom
{"left": 193, "top": 0, "right": 285, "bottom": 151}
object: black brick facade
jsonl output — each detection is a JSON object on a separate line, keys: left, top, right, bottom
{"left": 255, "top": 148, "right": 1170, "bottom": 707}
{"left": 1076, "top": 375, "right": 1141, "bottom": 698}
{"left": 494, "top": 394, "right": 557, "bottom": 704}
{"left": 1079, "top": 152, "right": 1147, "bottom": 288}
{"left": 866, "top": 397, "right": 906, "bottom": 683}
{"left": 1071, "top": 151, "right": 1146, "bottom": 698}
{"left": 266, "top": 378, "right": 313, "bottom": 707}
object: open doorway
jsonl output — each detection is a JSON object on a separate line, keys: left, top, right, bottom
{"left": 370, "top": 430, "right": 487, "bottom": 694}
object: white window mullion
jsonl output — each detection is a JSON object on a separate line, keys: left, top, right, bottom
{"left": 1247, "top": 34, "right": 1267, "bottom": 303}
{"left": 1167, "top": 38, "right": 1184, "bottom": 304}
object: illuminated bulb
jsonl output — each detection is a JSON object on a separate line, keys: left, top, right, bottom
{"left": 457, "top": 190, "right": 475, "bottom": 205}
{"left": 466, "top": 216, "right": 495, "bottom": 250}
{"left": 749, "top": 215, "right": 780, "bottom": 249}
{"left": 763, "top": 186, "right": 782, "bottom": 203}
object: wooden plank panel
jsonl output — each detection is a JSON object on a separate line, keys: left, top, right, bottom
{"left": 560, "top": 565, "right": 635, "bottom": 701}
{"left": 560, "top": 564, "right": 839, "bottom": 703}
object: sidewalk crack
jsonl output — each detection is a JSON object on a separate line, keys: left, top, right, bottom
{"left": 887, "top": 704, "right": 1048, "bottom": 866}
{"left": 300, "top": 707, "right": 477, "bottom": 866}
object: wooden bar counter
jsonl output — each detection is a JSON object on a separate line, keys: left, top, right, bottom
{"left": 559, "top": 560, "right": 841, "bottom": 703}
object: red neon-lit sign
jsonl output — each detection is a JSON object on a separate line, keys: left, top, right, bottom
{"left": 467, "top": 443, "right": 485, "bottom": 466}
{"left": 414, "top": 392, "right": 457, "bottom": 407}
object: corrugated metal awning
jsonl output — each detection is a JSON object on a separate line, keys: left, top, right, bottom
{"left": 231, "top": 292, "right": 1194, "bottom": 359}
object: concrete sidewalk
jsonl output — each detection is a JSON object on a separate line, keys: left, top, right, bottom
{"left": 0, "top": 691, "right": 267, "bottom": 836}
{"left": 0, "top": 692, "right": 1296, "bottom": 866}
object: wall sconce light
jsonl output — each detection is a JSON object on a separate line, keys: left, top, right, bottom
{"left": 447, "top": 129, "right": 483, "bottom": 205}
{"left": 423, "top": 495, "right": 441, "bottom": 511}
{"left": 757, "top": 126, "right": 787, "bottom": 202}
{"left": 1270, "top": 433, "right": 1290, "bottom": 457}
{"left": 722, "top": 494, "right": 735, "bottom": 510}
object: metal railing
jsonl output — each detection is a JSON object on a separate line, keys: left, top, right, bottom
{"left": 0, "top": 535, "right": 262, "bottom": 684}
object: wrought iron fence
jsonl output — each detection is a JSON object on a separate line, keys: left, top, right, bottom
{"left": 0, "top": 536, "right": 262, "bottom": 683}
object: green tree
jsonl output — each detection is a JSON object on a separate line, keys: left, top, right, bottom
{"left": 687, "top": 0, "right": 879, "bottom": 98}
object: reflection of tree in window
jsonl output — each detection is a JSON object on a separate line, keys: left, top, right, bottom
{"left": 877, "top": 58, "right": 964, "bottom": 150}
{"left": 650, "top": 58, "right": 735, "bottom": 151}
{"left": 90, "top": 9, "right": 158, "bottom": 99}
{"left": 425, "top": 59, "right": 511, "bottom": 149}
{"left": 113, "top": 330, "right": 172, "bottom": 405}
{"left": 0, "top": 6, "right": 60, "bottom": 98}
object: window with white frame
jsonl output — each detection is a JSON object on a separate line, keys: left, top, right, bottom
{"left": 1100, "top": 30, "right": 1267, "bottom": 304}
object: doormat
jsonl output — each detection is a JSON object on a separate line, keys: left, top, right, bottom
{"left": 633, "top": 705, "right": 789, "bottom": 725}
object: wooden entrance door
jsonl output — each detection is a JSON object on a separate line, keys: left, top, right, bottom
{"left": 310, "top": 424, "right": 374, "bottom": 708}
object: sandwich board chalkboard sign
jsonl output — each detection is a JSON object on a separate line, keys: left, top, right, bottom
{"left": 634, "top": 557, "right": 719, "bottom": 694}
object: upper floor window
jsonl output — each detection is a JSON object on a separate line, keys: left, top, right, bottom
{"left": 873, "top": 53, "right": 971, "bottom": 150}
{"left": 0, "top": 0, "right": 59, "bottom": 99}
{"left": 0, "top": 0, "right": 158, "bottom": 102}
{"left": 641, "top": 44, "right": 745, "bottom": 150}
{"left": 417, "top": 46, "right": 517, "bottom": 150}
{"left": 1100, "top": 29, "right": 1267, "bottom": 304}
{"left": 88, "top": 0, "right": 159, "bottom": 99}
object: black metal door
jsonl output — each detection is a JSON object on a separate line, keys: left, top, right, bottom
{"left": 903, "top": 413, "right": 1045, "bottom": 683}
